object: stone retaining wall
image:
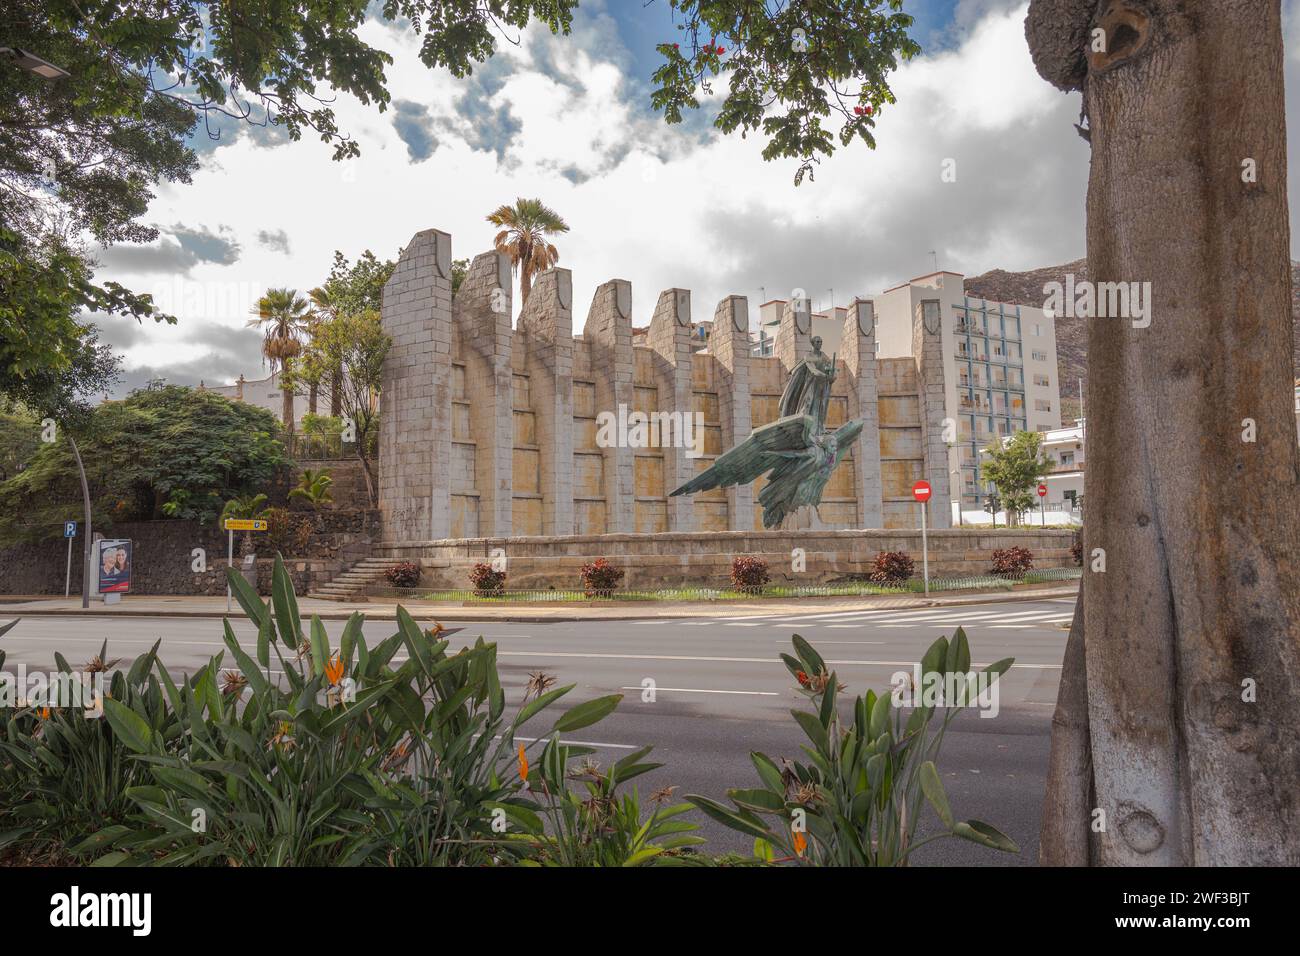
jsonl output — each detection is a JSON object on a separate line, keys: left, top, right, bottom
{"left": 0, "top": 511, "right": 379, "bottom": 596}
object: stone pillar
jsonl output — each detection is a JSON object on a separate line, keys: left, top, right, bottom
{"left": 913, "top": 296, "right": 953, "bottom": 529}
{"left": 648, "top": 289, "right": 696, "bottom": 531}
{"left": 773, "top": 293, "right": 813, "bottom": 381}
{"left": 379, "top": 228, "right": 454, "bottom": 542}
{"left": 711, "top": 295, "right": 753, "bottom": 530}
{"left": 453, "top": 251, "right": 513, "bottom": 536}
{"left": 583, "top": 279, "right": 636, "bottom": 532}
{"left": 843, "top": 298, "right": 884, "bottom": 529}
{"left": 517, "top": 269, "right": 574, "bottom": 536}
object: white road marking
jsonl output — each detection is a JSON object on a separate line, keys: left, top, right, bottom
{"left": 498, "top": 650, "right": 1059, "bottom": 670}
{"left": 619, "top": 686, "right": 778, "bottom": 696}
{"left": 507, "top": 735, "right": 637, "bottom": 750}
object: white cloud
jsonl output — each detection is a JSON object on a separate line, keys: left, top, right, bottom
{"left": 92, "top": 2, "right": 1300, "bottom": 395}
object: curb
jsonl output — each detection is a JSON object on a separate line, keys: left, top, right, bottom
{"left": 0, "top": 584, "right": 1079, "bottom": 624}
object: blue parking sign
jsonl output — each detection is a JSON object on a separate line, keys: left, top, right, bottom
{"left": 64, "top": 521, "right": 77, "bottom": 538}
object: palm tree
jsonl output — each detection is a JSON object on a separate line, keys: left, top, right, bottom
{"left": 486, "top": 198, "right": 569, "bottom": 304}
{"left": 249, "top": 287, "right": 311, "bottom": 434}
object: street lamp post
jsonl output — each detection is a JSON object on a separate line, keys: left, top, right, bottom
{"left": 0, "top": 47, "right": 71, "bottom": 79}
{"left": 67, "top": 435, "right": 93, "bottom": 608}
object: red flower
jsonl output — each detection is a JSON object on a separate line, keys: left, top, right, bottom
{"left": 865, "top": 106, "right": 873, "bottom": 115}
{"left": 796, "top": 671, "right": 810, "bottom": 687}
{"left": 718, "top": 46, "right": 726, "bottom": 54}
{"left": 673, "top": 43, "right": 679, "bottom": 49}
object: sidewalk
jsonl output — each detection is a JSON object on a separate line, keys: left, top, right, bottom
{"left": 0, "top": 582, "right": 1079, "bottom": 623}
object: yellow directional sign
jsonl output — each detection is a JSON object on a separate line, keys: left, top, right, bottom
{"left": 223, "top": 518, "right": 268, "bottom": 531}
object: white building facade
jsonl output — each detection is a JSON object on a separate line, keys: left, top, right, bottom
{"left": 874, "top": 271, "right": 1062, "bottom": 514}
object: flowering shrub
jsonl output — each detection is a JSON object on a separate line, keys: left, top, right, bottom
{"left": 991, "top": 546, "right": 1034, "bottom": 576}
{"left": 265, "top": 507, "right": 312, "bottom": 557}
{"left": 730, "top": 556, "right": 770, "bottom": 590}
{"left": 868, "top": 550, "right": 914, "bottom": 584}
{"left": 384, "top": 561, "right": 421, "bottom": 588}
{"left": 579, "top": 558, "right": 624, "bottom": 596}
{"left": 469, "top": 562, "right": 507, "bottom": 594}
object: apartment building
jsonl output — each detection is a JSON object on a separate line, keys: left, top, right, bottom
{"left": 874, "top": 271, "right": 1062, "bottom": 512}
{"left": 1041, "top": 422, "right": 1085, "bottom": 514}
{"left": 754, "top": 300, "right": 847, "bottom": 357}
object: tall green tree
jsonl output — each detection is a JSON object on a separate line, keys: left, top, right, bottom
{"left": 979, "top": 431, "right": 1053, "bottom": 526}
{"left": 294, "top": 310, "right": 390, "bottom": 505}
{"left": 0, "top": 385, "right": 288, "bottom": 542}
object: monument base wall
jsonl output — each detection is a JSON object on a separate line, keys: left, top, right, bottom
{"left": 375, "top": 528, "right": 1077, "bottom": 590}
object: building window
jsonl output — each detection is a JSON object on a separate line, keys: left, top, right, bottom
{"left": 1033, "top": 373, "right": 1051, "bottom": 387}
{"left": 1032, "top": 322, "right": 1042, "bottom": 336}
{"left": 1034, "top": 399, "right": 1052, "bottom": 412}
{"left": 1031, "top": 349, "right": 1048, "bottom": 362}
{"left": 1060, "top": 451, "right": 1075, "bottom": 466}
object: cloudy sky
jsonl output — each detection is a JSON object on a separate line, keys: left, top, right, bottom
{"left": 92, "top": 0, "right": 1300, "bottom": 396}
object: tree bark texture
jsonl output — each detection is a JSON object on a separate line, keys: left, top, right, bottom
{"left": 1028, "top": 0, "right": 1300, "bottom": 865}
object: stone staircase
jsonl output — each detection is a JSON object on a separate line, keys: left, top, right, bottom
{"left": 307, "top": 555, "right": 396, "bottom": 602}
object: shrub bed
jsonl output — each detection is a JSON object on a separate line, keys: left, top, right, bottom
{"left": 384, "top": 561, "right": 421, "bottom": 588}
{"left": 730, "top": 556, "right": 770, "bottom": 591}
{"left": 868, "top": 550, "right": 915, "bottom": 584}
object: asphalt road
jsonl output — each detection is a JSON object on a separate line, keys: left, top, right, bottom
{"left": 0, "top": 598, "right": 1077, "bottom": 865}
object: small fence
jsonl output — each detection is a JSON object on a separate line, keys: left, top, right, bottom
{"left": 364, "top": 566, "right": 1082, "bottom": 604}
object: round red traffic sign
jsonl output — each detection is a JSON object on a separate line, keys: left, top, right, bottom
{"left": 1037, "top": 483, "right": 1048, "bottom": 497}
{"left": 912, "top": 480, "right": 932, "bottom": 502}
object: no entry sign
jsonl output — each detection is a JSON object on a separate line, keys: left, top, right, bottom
{"left": 1037, "top": 483, "right": 1048, "bottom": 498}
{"left": 912, "top": 480, "right": 932, "bottom": 503}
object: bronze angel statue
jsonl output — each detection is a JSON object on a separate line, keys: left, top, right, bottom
{"left": 670, "top": 335, "right": 864, "bottom": 528}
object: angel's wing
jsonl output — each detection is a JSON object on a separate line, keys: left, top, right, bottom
{"left": 670, "top": 414, "right": 815, "bottom": 497}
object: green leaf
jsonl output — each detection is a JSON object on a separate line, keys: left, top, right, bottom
{"left": 684, "top": 795, "right": 773, "bottom": 843}
{"left": 918, "top": 760, "right": 954, "bottom": 829}
{"left": 920, "top": 635, "right": 948, "bottom": 678}
{"left": 750, "top": 752, "right": 785, "bottom": 793}
{"left": 553, "top": 694, "right": 621, "bottom": 733}
{"left": 514, "top": 686, "right": 573, "bottom": 731}
{"left": 791, "top": 633, "right": 825, "bottom": 676}
{"left": 226, "top": 567, "right": 269, "bottom": 632}
{"left": 0, "top": 619, "right": 18, "bottom": 639}
{"left": 310, "top": 616, "right": 329, "bottom": 679}
{"left": 728, "top": 788, "right": 786, "bottom": 813}
{"left": 791, "top": 709, "right": 829, "bottom": 754}
{"left": 946, "top": 627, "right": 971, "bottom": 675}
{"left": 103, "top": 698, "right": 156, "bottom": 754}
{"left": 126, "top": 639, "right": 161, "bottom": 686}
{"left": 221, "top": 620, "right": 271, "bottom": 698}
{"left": 270, "top": 554, "right": 301, "bottom": 647}
{"left": 256, "top": 611, "right": 273, "bottom": 669}
{"left": 953, "top": 820, "right": 1019, "bottom": 853}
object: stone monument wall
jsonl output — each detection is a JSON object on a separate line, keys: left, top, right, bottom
{"left": 379, "top": 228, "right": 950, "bottom": 543}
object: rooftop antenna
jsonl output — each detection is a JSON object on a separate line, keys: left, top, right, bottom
{"left": 929, "top": 250, "right": 939, "bottom": 273}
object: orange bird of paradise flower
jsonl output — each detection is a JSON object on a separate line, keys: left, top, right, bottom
{"left": 792, "top": 830, "right": 807, "bottom": 857}
{"left": 517, "top": 744, "right": 529, "bottom": 786}
{"left": 324, "top": 653, "right": 344, "bottom": 685}
{"left": 37, "top": 706, "right": 51, "bottom": 720}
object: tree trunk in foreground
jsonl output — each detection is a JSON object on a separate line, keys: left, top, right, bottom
{"left": 1027, "top": 0, "right": 1300, "bottom": 864}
